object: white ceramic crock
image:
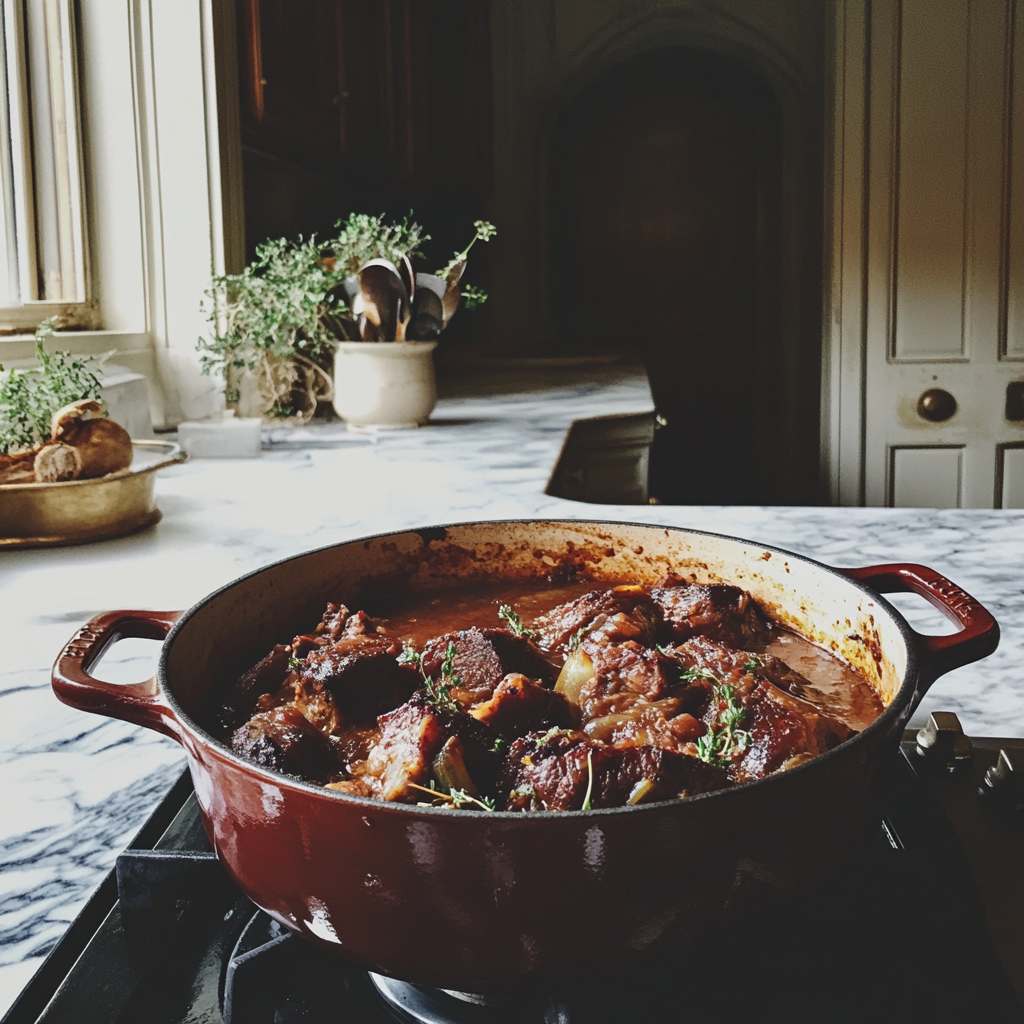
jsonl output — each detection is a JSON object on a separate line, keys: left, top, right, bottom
{"left": 332, "top": 341, "right": 438, "bottom": 430}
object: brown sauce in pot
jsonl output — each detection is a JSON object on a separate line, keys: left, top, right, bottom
{"left": 215, "top": 575, "right": 885, "bottom": 812}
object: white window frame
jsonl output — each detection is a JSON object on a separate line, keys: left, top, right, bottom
{"left": 0, "top": 1, "right": 245, "bottom": 429}
{"left": 0, "top": 0, "right": 95, "bottom": 329}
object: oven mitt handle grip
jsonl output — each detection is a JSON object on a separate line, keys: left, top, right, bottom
{"left": 52, "top": 610, "right": 183, "bottom": 741}
{"left": 839, "top": 563, "right": 999, "bottom": 686}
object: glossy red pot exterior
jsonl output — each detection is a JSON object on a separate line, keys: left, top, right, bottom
{"left": 52, "top": 521, "right": 998, "bottom": 991}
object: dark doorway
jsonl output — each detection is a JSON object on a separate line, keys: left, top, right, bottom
{"left": 549, "top": 49, "right": 792, "bottom": 505}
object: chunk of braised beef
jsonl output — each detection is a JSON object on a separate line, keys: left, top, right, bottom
{"left": 664, "top": 635, "right": 817, "bottom": 707}
{"left": 231, "top": 705, "right": 337, "bottom": 779}
{"left": 651, "top": 576, "right": 769, "bottom": 647}
{"left": 359, "top": 694, "right": 447, "bottom": 801}
{"left": 734, "top": 681, "right": 854, "bottom": 780}
{"left": 564, "top": 642, "right": 714, "bottom": 727}
{"left": 499, "top": 730, "right": 727, "bottom": 811}
{"left": 344, "top": 693, "right": 502, "bottom": 803}
{"left": 532, "top": 586, "right": 660, "bottom": 655}
{"left": 300, "top": 635, "right": 419, "bottom": 723}
{"left": 420, "top": 627, "right": 558, "bottom": 705}
{"left": 234, "top": 644, "right": 291, "bottom": 705}
{"left": 214, "top": 643, "right": 293, "bottom": 734}
{"left": 581, "top": 642, "right": 688, "bottom": 708}
{"left": 470, "top": 673, "right": 578, "bottom": 737}
{"left": 664, "top": 636, "right": 763, "bottom": 693}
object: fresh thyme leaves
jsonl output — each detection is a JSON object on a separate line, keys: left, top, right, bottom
{"left": 490, "top": 736, "right": 508, "bottom": 757}
{"left": 398, "top": 641, "right": 461, "bottom": 714}
{"left": 679, "top": 666, "right": 719, "bottom": 683}
{"left": 655, "top": 644, "right": 673, "bottom": 655}
{"left": 450, "top": 788, "right": 496, "bottom": 812}
{"left": 407, "top": 781, "right": 494, "bottom": 812}
{"left": 397, "top": 643, "right": 422, "bottom": 669}
{"left": 437, "top": 220, "right": 497, "bottom": 281}
{"left": 694, "top": 683, "right": 750, "bottom": 768}
{"left": 288, "top": 656, "right": 302, "bottom": 672}
{"left": 0, "top": 317, "right": 105, "bottom": 452}
{"left": 581, "top": 749, "right": 595, "bottom": 811}
{"left": 497, "top": 604, "right": 536, "bottom": 639}
{"left": 744, "top": 654, "right": 765, "bottom": 674}
{"left": 568, "top": 627, "right": 587, "bottom": 652}
{"left": 440, "top": 642, "right": 461, "bottom": 686}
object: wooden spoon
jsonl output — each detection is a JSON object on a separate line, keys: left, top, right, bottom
{"left": 357, "top": 260, "right": 410, "bottom": 341}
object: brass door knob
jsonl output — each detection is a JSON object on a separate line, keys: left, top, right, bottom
{"left": 917, "top": 388, "right": 957, "bottom": 422}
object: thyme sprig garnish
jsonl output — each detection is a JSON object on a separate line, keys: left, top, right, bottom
{"left": 407, "top": 780, "right": 495, "bottom": 812}
{"left": 693, "top": 676, "right": 750, "bottom": 768}
{"left": 568, "top": 627, "right": 587, "bottom": 652}
{"left": 581, "top": 749, "right": 595, "bottom": 810}
{"left": 497, "top": 604, "right": 536, "bottom": 640}
{"left": 398, "top": 642, "right": 461, "bottom": 714}
{"left": 744, "top": 654, "right": 765, "bottom": 674}
{"left": 288, "top": 656, "right": 302, "bottom": 672}
{"left": 679, "top": 666, "right": 719, "bottom": 683}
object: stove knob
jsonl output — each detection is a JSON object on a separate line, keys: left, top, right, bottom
{"left": 915, "top": 711, "right": 973, "bottom": 770}
{"left": 978, "top": 748, "right": 1022, "bottom": 811}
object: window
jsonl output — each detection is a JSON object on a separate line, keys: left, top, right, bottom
{"left": 0, "top": 0, "right": 94, "bottom": 330}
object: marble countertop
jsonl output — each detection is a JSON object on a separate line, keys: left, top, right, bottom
{"left": 2, "top": 359, "right": 1022, "bottom": 1013}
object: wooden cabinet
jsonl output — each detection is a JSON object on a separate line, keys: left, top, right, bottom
{"left": 236, "top": 0, "right": 491, "bottom": 191}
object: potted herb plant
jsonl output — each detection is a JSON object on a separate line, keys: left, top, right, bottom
{"left": 198, "top": 236, "right": 343, "bottom": 421}
{"left": 198, "top": 213, "right": 494, "bottom": 428}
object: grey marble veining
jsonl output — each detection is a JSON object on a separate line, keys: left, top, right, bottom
{"left": 1, "top": 362, "right": 1022, "bottom": 1012}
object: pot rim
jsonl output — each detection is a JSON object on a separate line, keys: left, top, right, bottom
{"left": 334, "top": 340, "right": 438, "bottom": 354}
{"left": 158, "top": 518, "right": 923, "bottom": 819}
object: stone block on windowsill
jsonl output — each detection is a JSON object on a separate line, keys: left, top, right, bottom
{"left": 99, "top": 365, "right": 155, "bottom": 439}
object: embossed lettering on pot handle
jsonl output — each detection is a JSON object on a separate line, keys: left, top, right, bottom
{"left": 52, "top": 610, "right": 183, "bottom": 741}
{"left": 839, "top": 564, "right": 999, "bottom": 684}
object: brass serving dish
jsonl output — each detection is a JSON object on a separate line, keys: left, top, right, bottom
{"left": 0, "top": 440, "right": 186, "bottom": 547}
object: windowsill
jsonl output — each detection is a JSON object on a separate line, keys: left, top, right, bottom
{"left": 0, "top": 329, "right": 152, "bottom": 364}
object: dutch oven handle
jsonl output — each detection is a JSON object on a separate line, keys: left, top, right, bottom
{"left": 52, "top": 610, "right": 183, "bottom": 742}
{"left": 839, "top": 564, "right": 999, "bottom": 686}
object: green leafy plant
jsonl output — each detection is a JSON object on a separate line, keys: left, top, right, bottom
{"left": 198, "top": 236, "right": 344, "bottom": 414}
{"left": 326, "top": 212, "right": 427, "bottom": 275}
{"left": 0, "top": 317, "right": 104, "bottom": 453}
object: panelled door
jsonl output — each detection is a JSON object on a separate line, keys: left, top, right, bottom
{"left": 844, "top": 0, "right": 1024, "bottom": 507}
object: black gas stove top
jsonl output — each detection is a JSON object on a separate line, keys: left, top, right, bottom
{"left": 4, "top": 719, "right": 1022, "bottom": 1024}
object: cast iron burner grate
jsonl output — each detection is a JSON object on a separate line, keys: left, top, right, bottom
{"left": 3, "top": 737, "right": 1023, "bottom": 1024}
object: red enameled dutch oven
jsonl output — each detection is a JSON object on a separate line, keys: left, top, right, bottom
{"left": 52, "top": 522, "right": 998, "bottom": 991}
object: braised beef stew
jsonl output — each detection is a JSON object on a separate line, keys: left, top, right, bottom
{"left": 212, "top": 575, "right": 885, "bottom": 811}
